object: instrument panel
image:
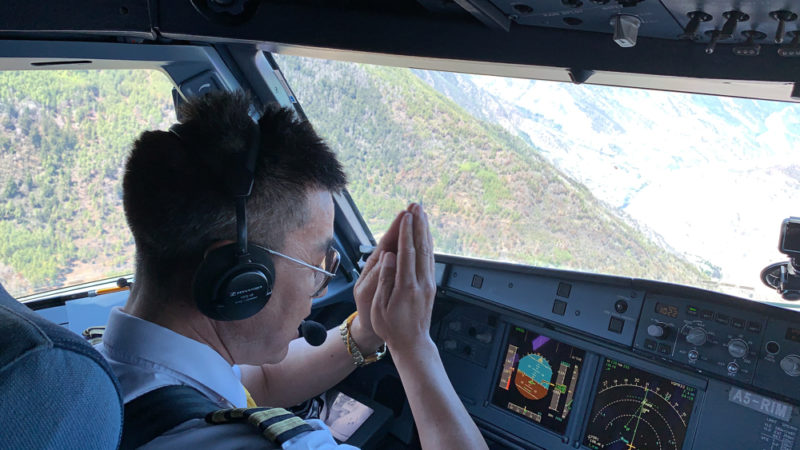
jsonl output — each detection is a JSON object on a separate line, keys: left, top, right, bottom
{"left": 434, "top": 255, "right": 800, "bottom": 450}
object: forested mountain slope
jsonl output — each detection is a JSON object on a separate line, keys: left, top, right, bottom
{"left": 276, "top": 56, "right": 707, "bottom": 286}
{"left": 0, "top": 70, "right": 174, "bottom": 295}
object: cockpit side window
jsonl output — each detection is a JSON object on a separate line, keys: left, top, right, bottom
{"left": 0, "top": 70, "right": 175, "bottom": 298}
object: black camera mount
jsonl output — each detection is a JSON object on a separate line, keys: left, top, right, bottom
{"left": 761, "top": 217, "right": 800, "bottom": 301}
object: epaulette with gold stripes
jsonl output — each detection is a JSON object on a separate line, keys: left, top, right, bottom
{"left": 205, "top": 407, "right": 314, "bottom": 445}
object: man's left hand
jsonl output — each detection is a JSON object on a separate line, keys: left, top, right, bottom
{"left": 350, "top": 204, "right": 416, "bottom": 353}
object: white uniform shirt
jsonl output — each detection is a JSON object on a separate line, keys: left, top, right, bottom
{"left": 98, "top": 307, "right": 358, "bottom": 449}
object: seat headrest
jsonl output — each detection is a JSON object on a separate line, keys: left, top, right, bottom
{"left": 0, "top": 283, "right": 123, "bottom": 449}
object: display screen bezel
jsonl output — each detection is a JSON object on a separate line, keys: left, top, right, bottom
{"left": 580, "top": 357, "right": 702, "bottom": 450}
{"left": 488, "top": 322, "right": 587, "bottom": 436}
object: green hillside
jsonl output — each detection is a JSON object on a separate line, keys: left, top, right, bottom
{"left": 0, "top": 70, "right": 175, "bottom": 295}
{"left": 276, "top": 55, "right": 708, "bottom": 285}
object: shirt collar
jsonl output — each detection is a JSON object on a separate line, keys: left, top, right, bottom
{"left": 102, "top": 306, "right": 247, "bottom": 407}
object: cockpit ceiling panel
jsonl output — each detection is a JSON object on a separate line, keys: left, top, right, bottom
{"left": 472, "top": 0, "right": 685, "bottom": 38}
{"left": 2, "top": 1, "right": 800, "bottom": 96}
{"left": 428, "top": 0, "right": 800, "bottom": 44}
{"left": 662, "top": 0, "right": 800, "bottom": 44}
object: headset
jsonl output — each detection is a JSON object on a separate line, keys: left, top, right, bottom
{"left": 170, "top": 118, "right": 276, "bottom": 321}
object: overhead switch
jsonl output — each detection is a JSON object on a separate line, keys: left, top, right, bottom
{"left": 610, "top": 14, "right": 642, "bottom": 48}
{"left": 778, "top": 31, "right": 800, "bottom": 57}
{"left": 679, "top": 11, "right": 712, "bottom": 40}
{"left": 771, "top": 10, "right": 798, "bottom": 44}
{"left": 720, "top": 11, "right": 749, "bottom": 40}
{"left": 705, "top": 30, "right": 723, "bottom": 54}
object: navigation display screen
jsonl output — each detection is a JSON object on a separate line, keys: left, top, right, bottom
{"left": 491, "top": 325, "right": 585, "bottom": 435}
{"left": 583, "top": 358, "right": 697, "bottom": 450}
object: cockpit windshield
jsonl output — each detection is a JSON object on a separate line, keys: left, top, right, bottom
{"left": 274, "top": 54, "right": 800, "bottom": 309}
{"left": 2, "top": 59, "right": 798, "bottom": 309}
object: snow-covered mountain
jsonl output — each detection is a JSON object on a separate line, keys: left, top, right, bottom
{"left": 415, "top": 69, "right": 800, "bottom": 299}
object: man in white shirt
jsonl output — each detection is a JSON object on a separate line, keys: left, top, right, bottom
{"left": 101, "top": 91, "right": 487, "bottom": 449}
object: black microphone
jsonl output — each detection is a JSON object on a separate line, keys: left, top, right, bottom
{"left": 299, "top": 320, "right": 327, "bottom": 346}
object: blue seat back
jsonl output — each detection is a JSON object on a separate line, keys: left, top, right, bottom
{"left": 0, "top": 283, "right": 123, "bottom": 449}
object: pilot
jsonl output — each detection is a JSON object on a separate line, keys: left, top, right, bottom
{"left": 99, "top": 91, "right": 487, "bottom": 449}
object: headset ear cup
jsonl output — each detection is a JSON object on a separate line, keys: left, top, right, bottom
{"left": 193, "top": 244, "right": 275, "bottom": 321}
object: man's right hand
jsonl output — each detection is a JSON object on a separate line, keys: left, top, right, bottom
{"left": 369, "top": 203, "right": 437, "bottom": 352}
{"left": 368, "top": 204, "right": 488, "bottom": 450}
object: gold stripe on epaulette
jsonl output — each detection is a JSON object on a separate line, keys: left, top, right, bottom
{"left": 247, "top": 408, "right": 290, "bottom": 425}
{"left": 262, "top": 416, "right": 308, "bottom": 441}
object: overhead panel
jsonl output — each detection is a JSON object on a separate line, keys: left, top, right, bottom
{"left": 426, "top": 0, "right": 800, "bottom": 57}
{"left": 662, "top": 0, "right": 800, "bottom": 45}
{"left": 491, "top": 0, "right": 684, "bottom": 39}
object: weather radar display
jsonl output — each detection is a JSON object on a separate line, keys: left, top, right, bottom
{"left": 492, "top": 326, "right": 585, "bottom": 434}
{"left": 583, "top": 359, "right": 697, "bottom": 450}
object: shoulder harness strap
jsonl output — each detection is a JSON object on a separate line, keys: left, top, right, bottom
{"left": 206, "top": 406, "right": 314, "bottom": 444}
{"left": 121, "top": 385, "right": 219, "bottom": 449}
{"left": 122, "top": 384, "right": 313, "bottom": 449}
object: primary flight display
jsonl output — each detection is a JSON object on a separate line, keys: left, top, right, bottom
{"left": 492, "top": 325, "right": 586, "bottom": 435}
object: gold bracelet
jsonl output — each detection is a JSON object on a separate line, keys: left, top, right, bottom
{"left": 339, "top": 311, "right": 386, "bottom": 367}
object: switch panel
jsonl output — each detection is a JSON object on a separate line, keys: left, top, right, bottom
{"left": 446, "top": 264, "right": 643, "bottom": 346}
{"left": 754, "top": 317, "right": 800, "bottom": 402}
{"left": 634, "top": 294, "right": 765, "bottom": 383}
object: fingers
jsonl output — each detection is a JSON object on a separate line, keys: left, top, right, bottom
{"left": 395, "top": 211, "right": 416, "bottom": 287}
{"left": 357, "top": 204, "right": 423, "bottom": 299}
{"left": 413, "top": 204, "right": 434, "bottom": 284}
{"left": 354, "top": 252, "right": 381, "bottom": 300}
{"left": 362, "top": 208, "right": 408, "bottom": 275}
{"left": 371, "top": 252, "right": 396, "bottom": 329}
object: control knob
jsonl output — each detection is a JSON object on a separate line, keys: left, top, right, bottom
{"left": 685, "top": 327, "right": 708, "bottom": 346}
{"left": 780, "top": 354, "right": 800, "bottom": 377}
{"left": 647, "top": 323, "right": 669, "bottom": 339}
{"left": 728, "top": 338, "right": 749, "bottom": 359}
{"left": 688, "top": 349, "right": 699, "bottom": 362}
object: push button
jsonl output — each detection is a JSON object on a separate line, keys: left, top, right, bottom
{"left": 471, "top": 275, "right": 484, "bottom": 289}
{"left": 608, "top": 317, "right": 625, "bottom": 334}
{"left": 657, "top": 343, "right": 672, "bottom": 355}
{"left": 644, "top": 339, "right": 657, "bottom": 351}
{"left": 747, "top": 321, "right": 762, "bottom": 333}
{"left": 552, "top": 299, "right": 567, "bottom": 316}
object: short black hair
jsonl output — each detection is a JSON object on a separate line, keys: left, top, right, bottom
{"left": 123, "top": 91, "right": 347, "bottom": 285}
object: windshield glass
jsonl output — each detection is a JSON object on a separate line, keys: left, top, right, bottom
{"left": 274, "top": 54, "right": 800, "bottom": 309}
{"left": 0, "top": 70, "right": 175, "bottom": 298}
